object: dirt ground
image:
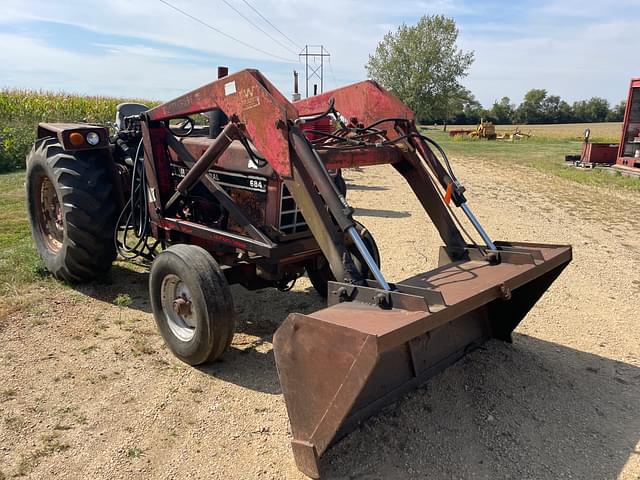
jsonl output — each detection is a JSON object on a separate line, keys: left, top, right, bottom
{"left": 1, "top": 156, "right": 639, "bottom": 479}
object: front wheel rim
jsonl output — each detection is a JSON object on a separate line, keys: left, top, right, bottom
{"left": 35, "top": 175, "right": 63, "bottom": 253}
{"left": 160, "top": 274, "right": 197, "bottom": 342}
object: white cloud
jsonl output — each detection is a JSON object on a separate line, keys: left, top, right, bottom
{"left": 1, "top": 0, "right": 638, "bottom": 106}
{"left": 461, "top": 17, "right": 638, "bottom": 105}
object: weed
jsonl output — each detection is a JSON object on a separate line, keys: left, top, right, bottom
{"left": 53, "top": 423, "right": 73, "bottom": 431}
{"left": 0, "top": 389, "right": 16, "bottom": 402}
{"left": 130, "top": 331, "right": 155, "bottom": 356}
{"left": 55, "top": 406, "right": 75, "bottom": 415}
{"left": 15, "top": 432, "right": 70, "bottom": 476}
{"left": 126, "top": 447, "right": 144, "bottom": 458}
{"left": 80, "top": 345, "right": 97, "bottom": 355}
{"left": 114, "top": 293, "right": 133, "bottom": 308}
{"left": 75, "top": 414, "right": 88, "bottom": 425}
{"left": 4, "top": 415, "right": 26, "bottom": 430}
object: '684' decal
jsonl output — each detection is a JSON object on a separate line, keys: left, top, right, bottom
{"left": 170, "top": 165, "right": 267, "bottom": 193}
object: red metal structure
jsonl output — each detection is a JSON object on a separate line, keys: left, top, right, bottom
{"left": 582, "top": 142, "right": 618, "bottom": 165}
{"left": 617, "top": 77, "right": 640, "bottom": 170}
{"left": 567, "top": 128, "right": 618, "bottom": 167}
{"left": 26, "top": 69, "right": 572, "bottom": 478}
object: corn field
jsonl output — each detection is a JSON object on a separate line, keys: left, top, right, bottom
{"left": 0, "top": 89, "right": 158, "bottom": 172}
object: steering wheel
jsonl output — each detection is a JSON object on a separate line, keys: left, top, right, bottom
{"left": 171, "top": 117, "right": 195, "bottom": 137}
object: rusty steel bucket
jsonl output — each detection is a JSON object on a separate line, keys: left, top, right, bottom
{"left": 274, "top": 241, "right": 571, "bottom": 478}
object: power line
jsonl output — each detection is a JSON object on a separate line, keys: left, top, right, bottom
{"left": 327, "top": 58, "right": 338, "bottom": 90}
{"left": 240, "top": 0, "right": 302, "bottom": 50}
{"left": 219, "top": 0, "right": 299, "bottom": 56}
{"left": 157, "top": 0, "right": 294, "bottom": 63}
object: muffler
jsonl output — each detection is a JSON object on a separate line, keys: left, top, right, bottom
{"left": 274, "top": 241, "right": 571, "bottom": 478}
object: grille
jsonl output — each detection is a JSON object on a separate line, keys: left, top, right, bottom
{"left": 279, "top": 184, "right": 309, "bottom": 235}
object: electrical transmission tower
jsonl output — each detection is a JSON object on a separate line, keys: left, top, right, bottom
{"left": 299, "top": 45, "right": 330, "bottom": 97}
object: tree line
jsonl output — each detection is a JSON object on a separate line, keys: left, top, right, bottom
{"left": 440, "top": 88, "right": 626, "bottom": 125}
{"left": 366, "top": 14, "right": 626, "bottom": 127}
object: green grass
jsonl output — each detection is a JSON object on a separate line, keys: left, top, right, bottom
{"left": 422, "top": 128, "right": 640, "bottom": 192}
{"left": 0, "top": 172, "right": 49, "bottom": 293}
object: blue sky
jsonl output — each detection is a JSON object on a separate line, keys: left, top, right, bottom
{"left": 1, "top": 0, "right": 638, "bottom": 107}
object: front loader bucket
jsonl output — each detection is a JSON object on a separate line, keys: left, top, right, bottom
{"left": 273, "top": 242, "right": 571, "bottom": 478}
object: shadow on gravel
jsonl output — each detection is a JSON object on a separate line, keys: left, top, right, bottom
{"left": 321, "top": 334, "right": 640, "bottom": 479}
{"left": 354, "top": 207, "right": 411, "bottom": 218}
{"left": 346, "top": 183, "right": 389, "bottom": 192}
{"left": 74, "top": 263, "right": 152, "bottom": 313}
{"left": 74, "top": 264, "right": 325, "bottom": 395}
{"left": 198, "top": 285, "right": 324, "bottom": 395}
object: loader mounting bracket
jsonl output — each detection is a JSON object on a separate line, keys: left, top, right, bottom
{"left": 327, "top": 280, "right": 445, "bottom": 313}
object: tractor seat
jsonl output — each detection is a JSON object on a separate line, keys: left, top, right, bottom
{"left": 115, "top": 103, "right": 149, "bottom": 130}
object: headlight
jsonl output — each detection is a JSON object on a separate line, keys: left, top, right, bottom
{"left": 86, "top": 132, "right": 100, "bottom": 145}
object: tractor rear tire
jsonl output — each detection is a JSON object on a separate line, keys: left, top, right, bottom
{"left": 149, "top": 244, "right": 236, "bottom": 365}
{"left": 307, "top": 221, "right": 381, "bottom": 298}
{"left": 25, "top": 137, "right": 117, "bottom": 282}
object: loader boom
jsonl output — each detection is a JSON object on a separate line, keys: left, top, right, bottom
{"left": 137, "top": 71, "right": 573, "bottom": 477}
{"left": 32, "top": 69, "right": 569, "bottom": 478}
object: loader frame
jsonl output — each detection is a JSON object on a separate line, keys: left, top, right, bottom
{"left": 141, "top": 70, "right": 474, "bottom": 286}
{"left": 128, "top": 69, "right": 571, "bottom": 477}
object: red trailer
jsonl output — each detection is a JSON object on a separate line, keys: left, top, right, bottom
{"left": 582, "top": 142, "right": 618, "bottom": 166}
{"left": 567, "top": 128, "right": 618, "bottom": 167}
{"left": 616, "top": 77, "right": 640, "bottom": 171}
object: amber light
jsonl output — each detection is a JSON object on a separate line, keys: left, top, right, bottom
{"left": 69, "top": 132, "right": 85, "bottom": 146}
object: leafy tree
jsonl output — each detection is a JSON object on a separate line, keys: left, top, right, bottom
{"left": 572, "top": 100, "right": 589, "bottom": 123}
{"left": 443, "top": 87, "right": 484, "bottom": 125}
{"left": 490, "top": 97, "right": 515, "bottom": 124}
{"left": 366, "top": 15, "right": 474, "bottom": 122}
{"left": 515, "top": 89, "right": 547, "bottom": 124}
{"left": 541, "top": 95, "right": 573, "bottom": 123}
{"left": 587, "top": 97, "right": 610, "bottom": 122}
{"left": 607, "top": 100, "right": 626, "bottom": 122}
{"left": 573, "top": 97, "right": 610, "bottom": 122}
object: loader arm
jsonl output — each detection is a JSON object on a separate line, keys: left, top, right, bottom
{"left": 138, "top": 71, "right": 571, "bottom": 478}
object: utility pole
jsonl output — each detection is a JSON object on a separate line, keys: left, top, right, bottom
{"left": 298, "top": 45, "right": 330, "bottom": 98}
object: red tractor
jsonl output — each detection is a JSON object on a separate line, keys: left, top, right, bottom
{"left": 26, "top": 69, "right": 571, "bottom": 477}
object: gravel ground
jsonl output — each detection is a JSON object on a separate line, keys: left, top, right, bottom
{"left": 1, "top": 156, "right": 639, "bottom": 479}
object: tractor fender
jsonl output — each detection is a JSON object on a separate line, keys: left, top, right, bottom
{"left": 35, "top": 123, "right": 126, "bottom": 210}
{"left": 37, "top": 122, "right": 110, "bottom": 152}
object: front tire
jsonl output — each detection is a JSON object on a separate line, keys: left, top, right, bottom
{"left": 149, "top": 245, "right": 235, "bottom": 365}
{"left": 25, "top": 137, "right": 117, "bottom": 282}
{"left": 307, "top": 221, "right": 381, "bottom": 298}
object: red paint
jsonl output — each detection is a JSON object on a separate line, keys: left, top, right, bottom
{"left": 148, "top": 69, "right": 298, "bottom": 178}
{"left": 294, "top": 81, "right": 414, "bottom": 141}
{"left": 617, "top": 78, "right": 640, "bottom": 170}
{"left": 582, "top": 143, "right": 618, "bottom": 164}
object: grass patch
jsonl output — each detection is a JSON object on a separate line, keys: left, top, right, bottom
{"left": 422, "top": 127, "right": 640, "bottom": 192}
{"left": 0, "top": 172, "right": 52, "bottom": 294}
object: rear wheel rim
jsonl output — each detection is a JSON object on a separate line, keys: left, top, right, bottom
{"left": 160, "top": 274, "right": 197, "bottom": 342}
{"left": 36, "top": 175, "right": 63, "bottom": 253}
